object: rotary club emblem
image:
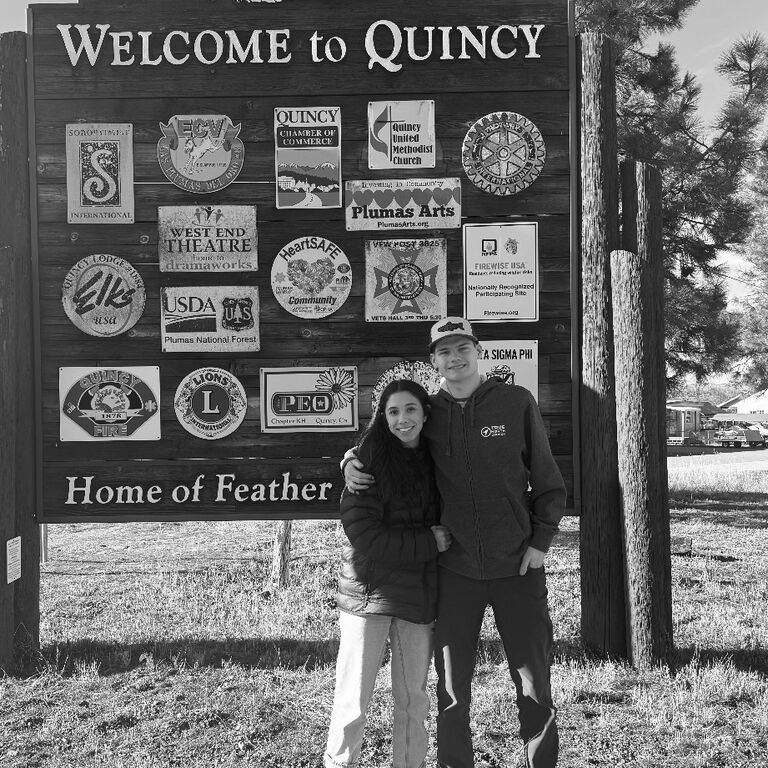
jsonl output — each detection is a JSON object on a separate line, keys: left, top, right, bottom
{"left": 461, "top": 112, "right": 546, "bottom": 196}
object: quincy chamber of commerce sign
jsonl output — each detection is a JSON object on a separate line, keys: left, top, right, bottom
{"left": 29, "top": 0, "right": 574, "bottom": 521}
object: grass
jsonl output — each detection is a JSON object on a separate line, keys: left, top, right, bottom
{"left": 1, "top": 451, "right": 767, "bottom": 767}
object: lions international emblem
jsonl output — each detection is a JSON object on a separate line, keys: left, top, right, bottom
{"left": 157, "top": 114, "right": 244, "bottom": 193}
{"left": 461, "top": 112, "right": 546, "bottom": 196}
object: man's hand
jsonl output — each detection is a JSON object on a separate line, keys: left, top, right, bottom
{"left": 431, "top": 525, "right": 452, "bottom": 552}
{"left": 519, "top": 546, "right": 546, "bottom": 575}
{"left": 344, "top": 457, "right": 375, "bottom": 492}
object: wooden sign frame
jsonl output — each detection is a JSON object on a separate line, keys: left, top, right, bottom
{"left": 27, "top": 0, "right": 578, "bottom": 522}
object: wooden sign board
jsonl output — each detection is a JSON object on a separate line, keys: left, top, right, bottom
{"left": 29, "top": 0, "right": 576, "bottom": 522}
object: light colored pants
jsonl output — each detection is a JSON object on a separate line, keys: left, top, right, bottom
{"left": 324, "top": 611, "right": 434, "bottom": 768}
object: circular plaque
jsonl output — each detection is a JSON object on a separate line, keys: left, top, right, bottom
{"left": 174, "top": 367, "right": 248, "bottom": 440}
{"left": 461, "top": 111, "right": 546, "bottom": 196}
{"left": 271, "top": 236, "right": 352, "bottom": 319}
{"left": 61, "top": 254, "right": 145, "bottom": 337}
{"left": 371, "top": 361, "right": 443, "bottom": 413}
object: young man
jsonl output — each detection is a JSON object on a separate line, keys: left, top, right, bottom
{"left": 344, "top": 317, "right": 565, "bottom": 768}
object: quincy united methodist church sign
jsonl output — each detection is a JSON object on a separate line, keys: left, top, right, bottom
{"left": 28, "top": 0, "right": 576, "bottom": 522}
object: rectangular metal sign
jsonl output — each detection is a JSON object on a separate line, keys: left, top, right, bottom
{"left": 158, "top": 205, "right": 258, "bottom": 272}
{"left": 478, "top": 341, "right": 539, "bottom": 401}
{"left": 260, "top": 367, "right": 358, "bottom": 433}
{"left": 345, "top": 178, "right": 461, "bottom": 231}
{"left": 463, "top": 222, "right": 539, "bottom": 322}
{"left": 275, "top": 106, "right": 342, "bottom": 209}
{"left": 368, "top": 100, "right": 436, "bottom": 169}
{"left": 6, "top": 537, "right": 21, "bottom": 585}
{"left": 66, "top": 123, "right": 134, "bottom": 224}
{"left": 365, "top": 237, "right": 447, "bottom": 322}
{"left": 161, "top": 286, "right": 260, "bottom": 352}
{"left": 59, "top": 366, "right": 161, "bottom": 441}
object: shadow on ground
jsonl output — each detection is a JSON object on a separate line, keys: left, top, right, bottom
{"left": 670, "top": 498, "right": 768, "bottom": 528}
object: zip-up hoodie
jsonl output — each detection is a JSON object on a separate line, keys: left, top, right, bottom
{"left": 423, "top": 378, "right": 565, "bottom": 579}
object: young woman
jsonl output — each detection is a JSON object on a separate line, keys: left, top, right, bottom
{"left": 324, "top": 379, "right": 451, "bottom": 768}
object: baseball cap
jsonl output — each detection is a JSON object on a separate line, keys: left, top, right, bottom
{"left": 429, "top": 317, "right": 477, "bottom": 351}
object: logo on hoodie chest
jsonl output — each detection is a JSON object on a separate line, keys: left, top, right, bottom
{"left": 480, "top": 424, "right": 506, "bottom": 438}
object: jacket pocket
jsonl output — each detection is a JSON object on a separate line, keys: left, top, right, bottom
{"left": 476, "top": 497, "right": 531, "bottom": 554}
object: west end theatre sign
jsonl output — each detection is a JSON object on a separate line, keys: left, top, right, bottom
{"left": 29, "top": 0, "right": 576, "bottom": 522}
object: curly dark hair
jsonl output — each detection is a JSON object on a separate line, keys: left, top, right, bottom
{"left": 358, "top": 379, "right": 432, "bottom": 503}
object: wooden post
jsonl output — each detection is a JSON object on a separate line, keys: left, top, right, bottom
{"left": 619, "top": 160, "right": 673, "bottom": 667}
{"left": 269, "top": 520, "right": 292, "bottom": 590}
{"left": 578, "top": 33, "right": 626, "bottom": 657}
{"left": 0, "top": 31, "right": 40, "bottom": 673}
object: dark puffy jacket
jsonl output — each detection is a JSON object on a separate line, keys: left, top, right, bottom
{"left": 424, "top": 379, "right": 565, "bottom": 579}
{"left": 336, "top": 443, "right": 440, "bottom": 624}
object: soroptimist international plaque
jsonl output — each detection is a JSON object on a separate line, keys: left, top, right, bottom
{"left": 59, "top": 367, "right": 160, "bottom": 441}
{"left": 158, "top": 205, "right": 258, "bottom": 272}
{"left": 478, "top": 341, "right": 539, "bottom": 401}
{"left": 66, "top": 123, "right": 134, "bottom": 224}
{"left": 161, "top": 286, "right": 260, "bottom": 353}
{"left": 260, "top": 367, "right": 358, "bottom": 433}
{"left": 345, "top": 178, "right": 461, "bottom": 231}
{"left": 157, "top": 114, "right": 244, "bottom": 193}
{"left": 271, "top": 237, "right": 351, "bottom": 319}
{"left": 61, "top": 254, "right": 145, "bottom": 337}
{"left": 365, "top": 238, "right": 447, "bottom": 322}
{"left": 463, "top": 222, "right": 538, "bottom": 322}
{"left": 174, "top": 367, "right": 248, "bottom": 440}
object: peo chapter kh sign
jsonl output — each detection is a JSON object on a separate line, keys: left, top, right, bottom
{"left": 66, "top": 123, "right": 134, "bottom": 224}
{"left": 157, "top": 114, "right": 244, "bottom": 193}
{"left": 261, "top": 367, "right": 358, "bottom": 433}
{"left": 59, "top": 367, "right": 160, "bottom": 441}
{"left": 161, "top": 286, "right": 260, "bottom": 352}
{"left": 159, "top": 205, "right": 258, "bottom": 272}
{"left": 365, "top": 238, "right": 447, "bottom": 322}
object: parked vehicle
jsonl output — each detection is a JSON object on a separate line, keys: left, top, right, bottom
{"left": 712, "top": 426, "right": 765, "bottom": 448}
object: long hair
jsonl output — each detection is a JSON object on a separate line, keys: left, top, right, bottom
{"left": 358, "top": 379, "right": 432, "bottom": 503}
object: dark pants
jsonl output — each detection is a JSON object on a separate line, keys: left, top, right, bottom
{"left": 434, "top": 567, "right": 558, "bottom": 768}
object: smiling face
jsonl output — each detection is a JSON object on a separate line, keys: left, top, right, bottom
{"left": 430, "top": 336, "right": 482, "bottom": 388}
{"left": 384, "top": 390, "right": 428, "bottom": 448}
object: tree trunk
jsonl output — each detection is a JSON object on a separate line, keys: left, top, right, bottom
{"left": 578, "top": 32, "right": 626, "bottom": 657}
{"left": 619, "top": 160, "right": 673, "bottom": 667}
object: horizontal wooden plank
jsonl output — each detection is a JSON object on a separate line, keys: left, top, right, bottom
{"left": 35, "top": 176, "right": 571, "bottom": 222}
{"left": 35, "top": 136, "right": 571, "bottom": 182}
{"left": 33, "top": 91, "right": 570, "bottom": 145}
{"left": 30, "top": 1, "right": 570, "bottom": 98}
{"left": 40, "top": 450, "right": 576, "bottom": 522}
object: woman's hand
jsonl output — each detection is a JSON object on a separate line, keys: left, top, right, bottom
{"left": 431, "top": 525, "right": 452, "bottom": 552}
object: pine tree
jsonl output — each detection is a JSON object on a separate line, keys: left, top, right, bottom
{"left": 576, "top": 2, "right": 768, "bottom": 387}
